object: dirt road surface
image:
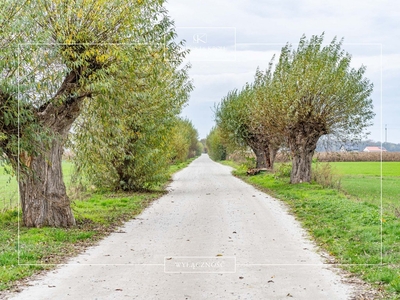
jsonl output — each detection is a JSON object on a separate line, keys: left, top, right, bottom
{"left": 10, "top": 154, "right": 359, "bottom": 299}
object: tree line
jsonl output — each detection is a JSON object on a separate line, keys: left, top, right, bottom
{"left": 0, "top": 0, "right": 199, "bottom": 227}
{"left": 315, "top": 140, "right": 400, "bottom": 152}
{"left": 208, "top": 33, "right": 375, "bottom": 183}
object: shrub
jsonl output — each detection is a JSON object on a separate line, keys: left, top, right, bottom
{"left": 312, "top": 162, "right": 342, "bottom": 189}
{"left": 206, "top": 127, "right": 227, "bottom": 161}
{"left": 274, "top": 162, "right": 292, "bottom": 179}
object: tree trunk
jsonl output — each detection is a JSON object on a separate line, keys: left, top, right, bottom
{"left": 19, "top": 138, "right": 75, "bottom": 227}
{"left": 290, "top": 147, "right": 314, "bottom": 183}
{"left": 288, "top": 123, "right": 323, "bottom": 184}
{"left": 269, "top": 146, "right": 278, "bottom": 170}
{"left": 253, "top": 147, "right": 267, "bottom": 169}
{"left": 264, "top": 148, "right": 272, "bottom": 169}
{"left": 1, "top": 68, "right": 91, "bottom": 227}
{"left": 289, "top": 135, "right": 320, "bottom": 184}
{"left": 18, "top": 79, "right": 84, "bottom": 227}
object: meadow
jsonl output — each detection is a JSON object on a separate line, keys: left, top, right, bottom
{"left": 330, "top": 162, "right": 400, "bottom": 216}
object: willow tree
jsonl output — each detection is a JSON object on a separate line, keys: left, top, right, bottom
{"left": 215, "top": 84, "right": 273, "bottom": 169}
{"left": 170, "top": 118, "right": 200, "bottom": 163}
{"left": 249, "top": 65, "right": 285, "bottom": 169}
{"left": 1, "top": 1, "right": 41, "bottom": 161}
{"left": 273, "top": 34, "right": 374, "bottom": 183}
{"left": 0, "top": 0, "right": 165, "bottom": 227}
{"left": 70, "top": 18, "right": 193, "bottom": 191}
{"left": 206, "top": 127, "right": 226, "bottom": 161}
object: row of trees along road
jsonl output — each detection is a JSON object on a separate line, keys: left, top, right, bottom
{"left": 214, "top": 34, "right": 375, "bottom": 184}
{"left": 0, "top": 0, "right": 194, "bottom": 227}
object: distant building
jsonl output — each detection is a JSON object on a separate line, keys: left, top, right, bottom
{"left": 363, "top": 146, "right": 387, "bottom": 152}
{"left": 340, "top": 145, "right": 359, "bottom": 152}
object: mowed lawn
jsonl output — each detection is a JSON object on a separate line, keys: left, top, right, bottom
{"left": 330, "top": 162, "right": 400, "bottom": 215}
{"left": 0, "top": 161, "right": 74, "bottom": 210}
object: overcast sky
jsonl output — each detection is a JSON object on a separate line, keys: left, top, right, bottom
{"left": 166, "top": 0, "right": 400, "bottom": 143}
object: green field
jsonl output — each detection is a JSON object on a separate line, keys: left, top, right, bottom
{"left": 0, "top": 168, "right": 18, "bottom": 211}
{"left": 330, "top": 161, "right": 400, "bottom": 176}
{"left": 0, "top": 161, "right": 74, "bottom": 211}
{"left": 329, "top": 162, "right": 400, "bottom": 215}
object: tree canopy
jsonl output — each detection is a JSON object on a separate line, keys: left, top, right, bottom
{"left": 70, "top": 11, "right": 193, "bottom": 191}
{"left": 0, "top": 0, "right": 196, "bottom": 227}
{"left": 212, "top": 33, "right": 375, "bottom": 183}
{"left": 272, "top": 34, "right": 374, "bottom": 182}
{"left": 206, "top": 127, "right": 226, "bottom": 161}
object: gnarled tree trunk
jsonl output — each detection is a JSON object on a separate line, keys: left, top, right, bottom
{"left": 17, "top": 70, "right": 85, "bottom": 227}
{"left": 269, "top": 145, "right": 279, "bottom": 170}
{"left": 290, "top": 145, "right": 315, "bottom": 183}
{"left": 251, "top": 144, "right": 278, "bottom": 170}
{"left": 253, "top": 147, "right": 267, "bottom": 169}
{"left": 19, "top": 138, "right": 75, "bottom": 227}
{"left": 289, "top": 130, "right": 321, "bottom": 184}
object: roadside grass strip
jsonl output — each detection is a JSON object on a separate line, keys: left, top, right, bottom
{"left": 0, "top": 158, "right": 195, "bottom": 292}
{"left": 221, "top": 161, "right": 400, "bottom": 298}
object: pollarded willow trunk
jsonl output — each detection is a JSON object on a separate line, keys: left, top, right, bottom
{"left": 17, "top": 72, "right": 84, "bottom": 227}
{"left": 269, "top": 146, "right": 279, "bottom": 170}
{"left": 290, "top": 146, "right": 314, "bottom": 183}
{"left": 289, "top": 136, "right": 319, "bottom": 184}
{"left": 19, "top": 138, "right": 75, "bottom": 227}
{"left": 253, "top": 147, "right": 267, "bottom": 169}
{"left": 252, "top": 144, "right": 277, "bottom": 169}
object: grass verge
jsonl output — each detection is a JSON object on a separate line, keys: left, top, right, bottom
{"left": 220, "top": 160, "right": 400, "bottom": 299}
{"left": 0, "top": 157, "right": 195, "bottom": 292}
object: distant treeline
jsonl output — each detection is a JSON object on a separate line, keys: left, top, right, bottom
{"left": 314, "top": 152, "right": 400, "bottom": 162}
{"left": 316, "top": 140, "right": 400, "bottom": 152}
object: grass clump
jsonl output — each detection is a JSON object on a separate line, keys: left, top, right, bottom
{"left": 311, "top": 161, "right": 342, "bottom": 189}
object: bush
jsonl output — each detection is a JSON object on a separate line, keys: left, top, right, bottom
{"left": 274, "top": 162, "right": 292, "bottom": 179}
{"left": 206, "top": 127, "right": 227, "bottom": 161}
{"left": 311, "top": 162, "right": 342, "bottom": 189}
{"left": 242, "top": 156, "right": 256, "bottom": 169}
{"left": 170, "top": 118, "right": 199, "bottom": 163}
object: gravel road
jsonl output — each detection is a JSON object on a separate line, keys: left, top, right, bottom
{"left": 10, "top": 154, "right": 358, "bottom": 299}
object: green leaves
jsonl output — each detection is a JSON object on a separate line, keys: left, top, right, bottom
{"left": 69, "top": 9, "right": 194, "bottom": 191}
{"left": 206, "top": 127, "right": 226, "bottom": 161}
{"left": 214, "top": 33, "right": 375, "bottom": 182}
{"left": 170, "top": 118, "right": 200, "bottom": 163}
{"left": 272, "top": 33, "right": 374, "bottom": 142}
